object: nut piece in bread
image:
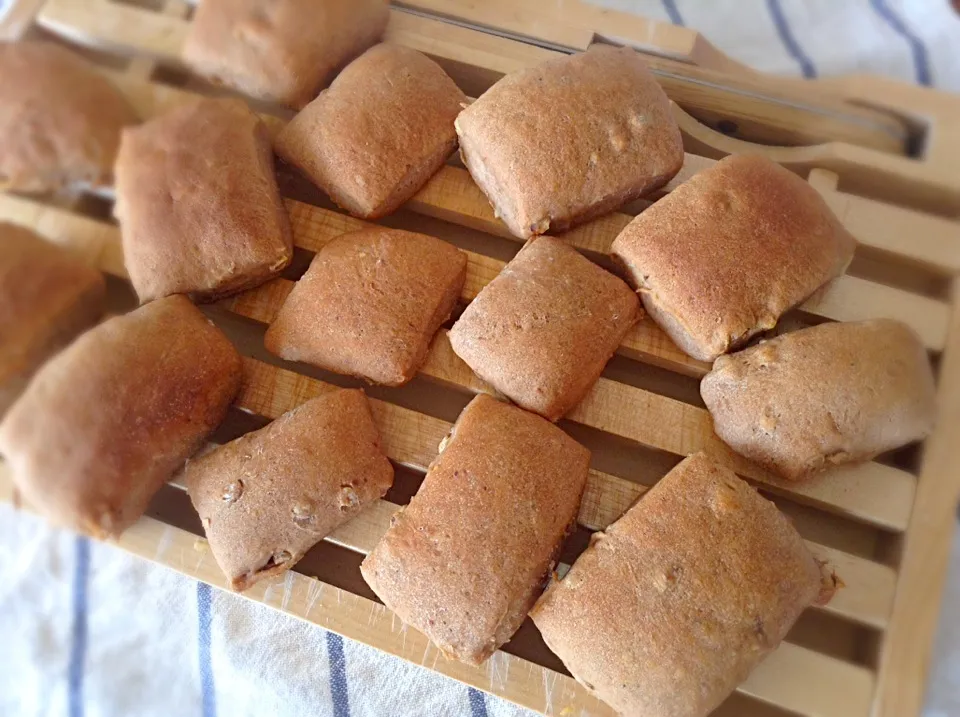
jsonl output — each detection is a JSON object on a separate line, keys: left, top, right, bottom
{"left": 611, "top": 154, "right": 857, "bottom": 362}
{"left": 185, "top": 388, "right": 393, "bottom": 591}
{"left": 0, "top": 41, "right": 138, "bottom": 193}
{"left": 0, "top": 223, "right": 106, "bottom": 415}
{"left": 455, "top": 45, "right": 683, "bottom": 239}
{"left": 183, "top": 0, "right": 389, "bottom": 108}
{"left": 115, "top": 98, "right": 293, "bottom": 304}
{"left": 449, "top": 236, "right": 640, "bottom": 420}
{"left": 0, "top": 296, "right": 241, "bottom": 538}
{"left": 277, "top": 43, "right": 466, "bottom": 219}
{"left": 265, "top": 228, "right": 467, "bottom": 386}
{"left": 361, "top": 394, "right": 590, "bottom": 665}
{"left": 701, "top": 319, "right": 937, "bottom": 481}
{"left": 530, "top": 452, "right": 834, "bottom": 717}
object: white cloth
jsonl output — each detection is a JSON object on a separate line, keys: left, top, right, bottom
{"left": 2, "top": 1, "right": 958, "bottom": 716}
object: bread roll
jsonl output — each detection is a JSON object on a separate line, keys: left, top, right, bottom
{"left": 115, "top": 98, "right": 293, "bottom": 303}
{"left": 183, "top": 0, "right": 389, "bottom": 108}
{"left": 361, "top": 394, "right": 590, "bottom": 665}
{"left": 701, "top": 319, "right": 937, "bottom": 480}
{"left": 455, "top": 45, "right": 683, "bottom": 239}
{"left": 277, "top": 43, "right": 466, "bottom": 219}
{"left": 0, "top": 41, "right": 137, "bottom": 192}
{"left": 611, "top": 154, "right": 857, "bottom": 362}
{"left": 186, "top": 389, "right": 393, "bottom": 591}
{"left": 530, "top": 452, "right": 835, "bottom": 717}
{"left": 0, "top": 223, "right": 106, "bottom": 414}
{"left": 265, "top": 228, "right": 466, "bottom": 386}
{"left": 0, "top": 296, "right": 241, "bottom": 538}
{"left": 449, "top": 236, "right": 640, "bottom": 420}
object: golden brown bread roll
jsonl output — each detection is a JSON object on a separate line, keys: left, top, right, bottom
{"left": 183, "top": 0, "right": 389, "bottom": 108}
{"left": 185, "top": 389, "right": 394, "bottom": 591}
{"left": 361, "top": 394, "right": 590, "bottom": 665}
{"left": 114, "top": 98, "right": 293, "bottom": 304}
{"left": 611, "top": 154, "right": 857, "bottom": 362}
{"left": 701, "top": 319, "right": 937, "bottom": 480}
{"left": 0, "top": 296, "right": 241, "bottom": 538}
{"left": 455, "top": 44, "right": 683, "bottom": 239}
{"left": 265, "top": 228, "right": 467, "bottom": 386}
{"left": 449, "top": 236, "right": 640, "bottom": 420}
{"left": 530, "top": 452, "right": 835, "bottom": 717}
{"left": 277, "top": 43, "right": 466, "bottom": 219}
{"left": 0, "top": 41, "right": 137, "bottom": 192}
{"left": 0, "top": 223, "right": 106, "bottom": 415}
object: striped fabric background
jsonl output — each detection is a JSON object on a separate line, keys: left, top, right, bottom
{"left": 1, "top": 1, "right": 958, "bottom": 716}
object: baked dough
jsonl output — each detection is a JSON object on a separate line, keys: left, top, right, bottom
{"left": 530, "top": 452, "right": 834, "bottom": 717}
{"left": 701, "top": 319, "right": 937, "bottom": 480}
{"left": 361, "top": 394, "right": 590, "bottom": 665}
{"left": 0, "top": 223, "right": 106, "bottom": 415}
{"left": 0, "top": 296, "right": 241, "bottom": 538}
{"left": 455, "top": 44, "right": 683, "bottom": 239}
{"left": 611, "top": 154, "right": 856, "bottom": 362}
{"left": 265, "top": 228, "right": 466, "bottom": 386}
{"left": 115, "top": 98, "right": 293, "bottom": 303}
{"left": 186, "top": 388, "right": 393, "bottom": 591}
{"left": 277, "top": 43, "right": 466, "bottom": 219}
{"left": 449, "top": 236, "right": 640, "bottom": 420}
{"left": 183, "top": 0, "right": 389, "bottom": 108}
{"left": 0, "top": 41, "right": 137, "bottom": 192}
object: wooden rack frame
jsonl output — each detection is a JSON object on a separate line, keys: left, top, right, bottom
{"left": 1, "top": 2, "right": 959, "bottom": 716}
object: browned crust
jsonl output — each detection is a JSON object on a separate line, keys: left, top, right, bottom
{"left": 114, "top": 97, "right": 293, "bottom": 304}
{"left": 701, "top": 319, "right": 937, "bottom": 480}
{"left": 0, "top": 41, "right": 138, "bottom": 193}
{"left": 361, "top": 394, "right": 590, "bottom": 665}
{"left": 0, "top": 296, "right": 242, "bottom": 538}
{"left": 277, "top": 43, "right": 466, "bottom": 219}
{"left": 182, "top": 0, "right": 389, "bottom": 108}
{"left": 454, "top": 44, "right": 683, "bottom": 239}
{"left": 530, "top": 452, "right": 828, "bottom": 717}
{"left": 0, "top": 223, "right": 106, "bottom": 414}
{"left": 185, "top": 388, "right": 394, "bottom": 591}
{"left": 610, "top": 153, "right": 857, "bottom": 362}
{"left": 449, "top": 236, "right": 641, "bottom": 420}
{"left": 264, "top": 227, "right": 467, "bottom": 386}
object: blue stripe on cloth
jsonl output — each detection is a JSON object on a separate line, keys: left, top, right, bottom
{"left": 196, "top": 582, "right": 217, "bottom": 717}
{"left": 869, "top": 0, "right": 932, "bottom": 86}
{"left": 68, "top": 536, "right": 90, "bottom": 717}
{"left": 468, "top": 687, "right": 489, "bottom": 717}
{"left": 661, "top": 0, "right": 684, "bottom": 26}
{"left": 326, "top": 632, "right": 351, "bottom": 717}
{"left": 765, "top": 0, "right": 817, "bottom": 78}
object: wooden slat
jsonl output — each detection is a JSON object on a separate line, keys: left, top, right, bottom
{"left": 874, "top": 281, "right": 960, "bottom": 717}
{"left": 0, "top": 464, "right": 876, "bottom": 717}
{"left": 37, "top": 0, "right": 960, "bottom": 280}
{"left": 0, "top": 192, "right": 917, "bottom": 531}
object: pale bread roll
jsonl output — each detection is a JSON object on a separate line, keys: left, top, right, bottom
{"left": 114, "top": 98, "right": 293, "bottom": 303}
{"left": 455, "top": 44, "right": 683, "bottom": 239}
{"left": 0, "top": 223, "right": 106, "bottom": 414}
{"left": 183, "top": 0, "right": 389, "bottom": 108}
{"left": 611, "top": 154, "right": 857, "bottom": 362}
{"left": 530, "top": 452, "right": 835, "bottom": 717}
{"left": 185, "top": 389, "right": 394, "bottom": 591}
{"left": 277, "top": 43, "right": 466, "bottom": 219}
{"left": 0, "top": 296, "right": 241, "bottom": 538}
{"left": 701, "top": 319, "right": 937, "bottom": 480}
{"left": 0, "top": 41, "right": 137, "bottom": 192}
{"left": 361, "top": 394, "right": 590, "bottom": 665}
